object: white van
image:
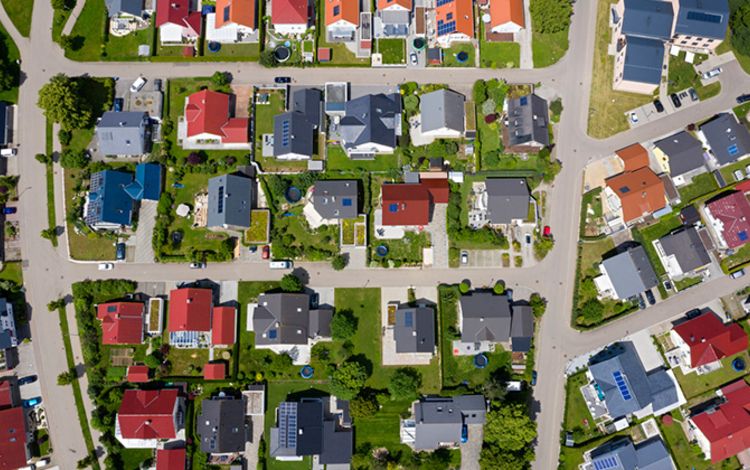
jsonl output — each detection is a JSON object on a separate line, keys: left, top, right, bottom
{"left": 130, "top": 76, "right": 147, "bottom": 93}
{"left": 269, "top": 260, "right": 292, "bottom": 270}
{"left": 0, "top": 148, "right": 17, "bottom": 157}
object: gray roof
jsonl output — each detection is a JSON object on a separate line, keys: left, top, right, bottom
{"left": 420, "top": 89, "right": 465, "bottom": 134}
{"left": 197, "top": 398, "right": 248, "bottom": 454}
{"left": 274, "top": 111, "right": 314, "bottom": 158}
{"left": 207, "top": 174, "right": 253, "bottom": 229}
{"left": 105, "top": 0, "right": 143, "bottom": 17}
{"left": 591, "top": 437, "right": 674, "bottom": 470}
{"left": 312, "top": 180, "right": 358, "bottom": 220}
{"left": 653, "top": 131, "right": 706, "bottom": 177}
{"left": 291, "top": 88, "right": 322, "bottom": 129}
{"left": 700, "top": 113, "right": 750, "bottom": 165}
{"left": 394, "top": 306, "right": 435, "bottom": 353}
{"left": 459, "top": 292, "right": 511, "bottom": 343}
{"left": 380, "top": 10, "right": 410, "bottom": 35}
{"left": 253, "top": 293, "right": 332, "bottom": 346}
{"left": 621, "top": 0, "right": 674, "bottom": 40}
{"left": 485, "top": 178, "right": 530, "bottom": 224}
{"left": 505, "top": 94, "right": 549, "bottom": 148}
{"left": 622, "top": 35, "right": 665, "bottom": 85}
{"left": 674, "top": 0, "right": 728, "bottom": 40}
{"left": 510, "top": 305, "right": 534, "bottom": 353}
{"left": 589, "top": 342, "right": 678, "bottom": 419}
{"left": 601, "top": 246, "right": 658, "bottom": 299}
{"left": 340, "top": 93, "right": 401, "bottom": 152}
{"left": 414, "top": 395, "right": 486, "bottom": 450}
{"left": 658, "top": 227, "right": 711, "bottom": 273}
{"left": 96, "top": 111, "right": 149, "bottom": 156}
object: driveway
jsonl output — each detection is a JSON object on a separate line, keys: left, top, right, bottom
{"left": 133, "top": 200, "right": 157, "bottom": 263}
{"left": 460, "top": 423, "right": 484, "bottom": 470}
{"left": 427, "top": 204, "right": 449, "bottom": 268}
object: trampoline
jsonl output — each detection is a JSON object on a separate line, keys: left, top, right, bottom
{"left": 455, "top": 51, "right": 469, "bottom": 63}
{"left": 274, "top": 46, "right": 291, "bottom": 63}
{"left": 285, "top": 186, "right": 302, "bottom": 203}
{"left": 733, "top": 357, "right": 746, "bottom": 372}
{"left": 376, "top": 245, "right": 389, "bottom": 257}
{"left": 207, "top": 42, "right": 221, "bottom": 53}
{"left": 412, "top": 37, "right": 426, "bottom": 51}
{"left": 474, "top": 354, "right": 488, "bottom": 369}
{"left": 300, "top": 365, "right": 314, "bottom": 379}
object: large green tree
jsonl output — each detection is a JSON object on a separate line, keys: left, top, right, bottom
{"left": 732, "top": 2, "right": 750, "bottom": 56}
{"left": 38, "top": 74, "right": 92, "bottom": 130}
{"left": 387, "top": 367, "right": 422, "bottom": 401}
{"left": 280, "top": 273, "right": 303, "bottom": 292}
{"left": 483, "top": 404, "right": 537, "bottom": 452}
{"left": 331, "top": 309, "right": 358, "bottom": 340}
{"left": 329, "top": 360, "right": 369, "bottom": 399}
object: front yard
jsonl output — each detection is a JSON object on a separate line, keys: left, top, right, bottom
{"left": 667, "top": 51, "right": 721, "bottom": 99}
{"left": 441, "top": 42, "right": 476, "bottom": 67}
{"left": 377, "top": 38, "right": 406, "bottom": 65}
{"left": 370, "top": 231, "right": 430, "bottom": 267}
{"left": 563, "top": 371, "right": 602, "bottom": 443}
{"left": 672, "top": 351, "right": 750, "bottom": 400}
{"left": 479, "top": 23, "right": 520, "bottom": 68}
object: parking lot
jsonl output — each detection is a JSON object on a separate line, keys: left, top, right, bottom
{"left": 626, "top": 88, "right": 702, "bottom": 129}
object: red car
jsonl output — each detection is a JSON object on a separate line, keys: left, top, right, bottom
{"left": 261, "top": 245, "right": 270, "bottom": 259}
{"left": 543, "top": 226, "right": 551, "bottom": 237}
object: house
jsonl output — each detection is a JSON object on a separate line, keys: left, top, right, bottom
{"left": 197, "top": 396, "right": 249, "bottom": 455}
{"left": 0, "top": 406, "right": 30, "bottom": 469}
{"left": 455, "top": 292, "right": 534, "bottom": 354}
{"left": 96, "top": 111, "right": 151, "bottom": 157}
{"left": 0, "top": 102, "right": 11, "bottom": 147}
{"left": 616, "top": 143, "right": 650, "bottom": 171}
{"left": 84, "top": 170, "right": 137, "bottom": 229}
{"left": 251, "top": 292, "right": 333, "bottom": 350}
{"left": 0, "top": 299, "right": 17, "bottom": 351}
{"left": 689, "top": 380, "right": 750, "bottom": 463}
{"left": 325, "top": 0, "right": 359, "bottom": 41}
{"left": 105, "top": 0, "right": 144, "bottom": 17}
{"left": 509, "top": 305, "right": 534, "bottom": 353}
{"left": 156, "top": 448, "right": 186, "bottom": 470}
{"left": 394, "top": 305, "right": 435, "bottom": 354}
{"left": 211, "top": 306, "right": 236, "bottom": 347}
{"left": 339, "top": 93, "right": 401, "bottom": 158}
{"left": 131, "top": 163, "right": 163, "bottom": 201}
{"left": 489, "top": 0, "right": 524, "bottom": 34}
{"left": 127, "top": 365, "right": 150, "bottom": 383}
{"left": 418, "top": 89, "right": 465, "bottom": 139}
{"left": 269, "top": 397, "right": 353, "bottom": 465}
{"left": 503, "top": 94, "right": 549, "bottom": 153}
{"left": 155, "top": 0, "right": 202, "bottom": 44}
{"left": 403, "top": 395, "right": 486, "bottom": 450}
{"left": 653, "top": 131, "right": 707, "bottom": 186}
{"left": 434, "top": 0, "right": 474, "bottom": 47}
{"left": 485, "top": 178, "right": 530, "bottom": 225}
{"left": 587, "top": 437, "right": 675, "bottom": 470}
{"left": 207, "top": 173, "right": 254, "bottom": 231}
{"left": 115, "top": 389, "right": 185, "bottom": 448}
{"left": 604, "top": 166, "right": 667, "bottom": 225}
{"left": 206, "top": 0, "right": 257, "bottom": 44}
{"left": 274, "top": 88, "right": 322, "bottom": 160}
{"left": 595, "top": 245, "right": 658, "bottom": 300}
{"left": 670, "top": 312, "right": 747, "bottom": 374}
{"left": 380, "top": 180, "right": 449, "bottom": 227}
{"left": 587, "top": 342, "right": 681, "bottom": 420}
{"left": 311, "top": 180, "right": 359, "bottom": 221}
{"left": 654, "top": 227, "right": 711, "bottom": 278}
{"left": 376, "top": 0, "right": 412, "bottom": 38}
{"left": 183, "top": 90, "right": 250, "bottom": 148}
{"left": 700, "top": 113, "right": 750, "bottom": 166}
{"left": 168, "top": 288, "right": 213, "bottom": 348}
{"left": 704, "top": 191, "right": 750, "bottom": 250}
{"left": 672, "top": 0, "right": 729, "bottom": 52}
{"left": 271, "top": 0, "right": 313, "bottom": 35}
{"left": 96, "top": 302, "right": 144, "bottom": 345}
{"left": 204, "top": 363, "right": 226, "bottom": 380}
{"left": 0, "top": 377, "right": 19, "bottom": 410}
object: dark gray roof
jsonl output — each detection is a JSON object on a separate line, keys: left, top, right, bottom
{"left": 505, "top": 94, "right": 549, "bottom": 148}
{"left": 486, "top": 178, "right": 530, "bottom": 224}
{"left": 253, "top": 293, "right": 332, "bottom": 346}
{"left": 700, "top": 113, "right": 750, "bottom": 165}
{"left": 105, "top": 0, "right": 143, "bottom": 17}
{"left": 591, "top": 437, "right": 674, "bottom": 470}
{"left": 621, "top": 0, "right": 674, "bottom": 40}
{"left": 96, "top": 111, "right": 149, "bottom": 156}
{"left": 414, "top": 395, "right": 486, "bottom": 450}
{"left": 309, "top": 309, "right": 333, "bottom": 338}
{"left": 319, "top": 420, "right": 353, "bottom": 464}
{"left": 659, "top": 227, "right": 711, "bottom": 273}
{"left": 674, "top": 0, "right": 728, "bottom": 40}
{"left": 197, "top": 398, "right": 248, "bottom": 454}
{"left": 653, "top": 131, "right": 706, "bottom": 177}
{"left": 291, "top": 88, "right": 322, "bottom": 129}
{"left": 394, "top": 306, "right": 435, "bottom": 353}
{"left": 622, "top": 36, "right": 665, "bottom": 85}
{"left": 312, "top": 180, "right": 358, "bottom": 219}
{"left": 459, "top": 292, "right": 511, "bottom": 343}
{"left": 340, "top": 93, "right": 401, "bottom": 152}
{"left": 510, "top": 305, "right": 534, "bottom": 353}
{"left": 601, "top": 246, "right": 658, "bottom": 299}
{"left": 207, "top": 174, "right": 253, "bottom": 229}
{"left": 420, "top": 89, "right": 465, "bottom": 134}
{"left": 0, "top": 102, "right": 9, "bottom": 147}
{"left": 273, "top": 111, "right": 314, "bottom": 158}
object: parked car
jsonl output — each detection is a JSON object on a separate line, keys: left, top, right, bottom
{"left": 653, "top": 99, "right": 664, "bottom": 113}
{"left": 98, "top": 263, "right": 113, "bottom": 271}
{"left": 629, "top": 112, "right": 639, "bottom": 124}
{"left": 189, "top": 262, "right": 206, "bottom": 269}
{"left": 525, "top": 234, "right": 532, "bottom": 244}
{"left": 636, "top": 294, "right": 646, "bottom": 309}
{"left": 460, "top": 251, "right": 468, "bottom": 264}
{"left": 2, "top": 207, "right": 16, "bottom": 215}
{"left": 702, "top": 66, "right": 722, "bottom": 79}
{"left": 670, "top": 93, "right": 682, "bottom": 108}
{"left": 506, "top": 289, "right": 513, "bottom": 301}
{"left": 410, "top": 53, "right": 418, "bottom": 66}
{"left": 663, "top": 280, "right": 672, "bottom": 291}
{"left": 734, "top": 169, "right": 745, "bottom": 181}
{"left": 644, "top": 289, "right": 656, "bottom": 305}
{"left": 460, "top": 424, "right": 468, "bottom": 443}
{"left": 130, "top": 76, "right": 146, "bottom": 93}
{"left": 737, "top": 94, "right": 750, "bottom": 104}
{"left": 17, "top": 375, "right": 37, "bottom": 386}
{"left": 745, "top": 164, "right": 750, "bottom": 177}
{"left": 22, "top": 397, "right": 41, "bottom": 408}
{"left": 689, "top": 88, "right": 699, "bottom": 102}
{"left": 543, "top": 225, "right": 551, "bottom": 237}
{"left": 730, "top": 269, "right": 746, "bottom": 279}
{"left": 153, "top": 78, "right": 162, "bottom": 91}
{"left": 115, "top": 242, "right": 126, "bottom": 261}
{"left": 530, "top": 370, "right": 537, "bottom": 386}
{"left": 113, "top": 97, "right": 124, "bottom": 112}
{"left": 262, "top": 245, "right": 270, "bottom": 260}
{"left": 269, "top": 260, "right": 293, "bottom": 269}
{"left": 0, "top": 148, "right": 17, "bottom": 157}
{"left": 274, "top": 76, "right": 291, "bottom": 84}
{"left": 686, "top": 308, "right": 702, "bottom": 319}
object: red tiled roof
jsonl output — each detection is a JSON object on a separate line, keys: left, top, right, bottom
{"left": 215, "top": 0, "right": 256, "bottom": 29}
{"left": 605, "top": 167, "right": 666, "bottom": 223}
{"left": 155, "top": 0, "right": 202, "bottom": 36}
{"left": 382, "top": 183, "right": 431, "bottom": 226}
{"left": 211, "top": 306, "right": 236, "bottom": 346}
{"left": 156, "top": 448, "right": 186, "bottom": 470}
{"left": 272, "top": 0, "right": 310, "bottom": 25}
{"left": 490, "top": 0, "right": 524, "bottom": 29}
{"left": 435, "top": 0, "right": 474, "bottom": 39}
{"left": 0, "top": 380, "right": 14, "bottom": 411}
{"left": 325, "top": 0, "right": 359, "bottom": 27}
{"left": 0, "top": 407, "right": 27, "bottom": 470}
{"left": 185, "top": 90, "right": 249, "bottom": 144}
{"left": 169, "top": 288, "right": 213, "bottom": 333}
{"left": 616, "top": 143, "right": 650, "bottom": 172}
{"left": 706, "top": 191, "right": 750, "bottom": 249}
{"left": 692, "top": 380, "right": 750, "bottom": 463}
{"left": 673, "top": 312, "right": 748, "bottom": 368}
{"left": 97, "top": 302, "right": 144, "bottom": 345}
{"left": 204, "top": 363, "right": 226, "bottom": 380}
{"left": 317, "top": 47, "right": 331, "bottom": 61}
{"left": 378, "top": 0, "right": 412, "bottom": 10}
{"left": 127, "top": 365, "right": 151, "bottom": 383}
{"left": 117, "top": 389, "right": 179, "bottom": 440}
{"left": 420, "top": 178, "right": 450, "bottom": 204}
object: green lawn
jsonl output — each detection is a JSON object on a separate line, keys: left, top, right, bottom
{"left": 630, "top": 214, "right": 684, "bottom": 278}
{"left": 720, "top": 159, "right": 750, "bottom": 184}
{"left": 667, "top": 51, "right": 721, "bottom": 100}
{"left": 64, "top": 170, "right": 117, "bottom": 261}
{"left": 165, "top": 347, "right": 209, "bottom": 376}
{"left": 32, "top": 429, "right": 51, "bottom": 457}
{"left": 674, "top": 275, "right": 702, "bottom": 291}
{"left": 1, "top": 0, "right": 33, "bottom": 37}
{"left": 203, "top": 42, "right": 260, "bottom": 60}
{"left": 721, "top": 242, "right": 750, "bottom": 274}
{"left": 531, "top": 30, "right": 568, "bottom": 68}
{"left": 120, "top": 449, "right": 153, "bottom": 469}
{"left": 64, "top": 0, "right": 108, "bottom": 61}
{"left": 104, "top": 24, "right": 155, "bottom": 61}
{"left": 270, "top": 205, "right": 339, "bottom": 261}
{"left": 326, "top": 146, "right": 400, "bottom": 171}
{"left": 0, "top": 262, "right": 22, "bottom": 285}
{"left": 678, "top": 172, "right": 719, "bottom": 204}
{"left": 254, "top": 89, "right": 286, "bottom": 156}
{"left": 673, "top": 351, "right": 750, "bottom": 399}
{"left": 563, "top": 371, "right": 601, "bottom": 442}
{"left": 659, "top": 411, "right": 741, "bottom": 470}
{"left": 480, "top": 41, "right": 520, "bottom": 68}
{"left": 0, "top": 20, "right": 20, "bottom": 104}
{"left": 442, "top": 42, "right": 475, "bottom": 67}
{"left": 377, "top": 38, "right": 405, "bottom": 64}
{"left": 371, "top": 231, "right": 430, "bottom": 267}
{"left": 245, "top": 209, "right": 270, "bottom": 244}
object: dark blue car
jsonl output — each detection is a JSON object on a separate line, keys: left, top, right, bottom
{"left": 113, "top": 97, "right": 124, "bottom": 112}
{"left": 23, "top": 397, "right": 42, "bottom": 408}
{"left": 3, "top": 207, "right": 16, "bottom": 215}
{"left": 17, "top": 375, "right": 37, "bottom": 386}
{"left": 116, "top": 243, "right": 126, "bottom": 261}
{"left": 461, "top": 424, "right": 468, "bottom": 443}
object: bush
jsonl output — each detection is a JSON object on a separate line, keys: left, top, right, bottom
{"left": 280, "top": 273, "right": 303, "bottom": 292}
{"left": 459, "top": 281, "right": 470, "bottom": 294}
{"left": 493, "top": 281, "right": 505, "bottom": 295}
{"left": 59, "top": 149, "right": 89, "bottom": 169}
{"left": 579, "top": 299, "right": 605, "bottom": 325}
{"left": 332, "top": 254, "right": 348, "bottom": 271}
{"left": 211, "top": 71, "right": 230, "bottom": 87}
{"left": 484, "top": 113, "right": 497, "bottom": 124}
{"left": 388, "top": 368, "right": 422, "bottom": 401}
{"left": 529, "top": 0, "right": 573, "bottom": 34}
{"left": 350, "top": 394, "right": 379, "bottom": 419}
{"left": 329, "top": 361, "right": 369, "bottom": 399}
{"left": 473, "top": 80, "right": 488, "bottom": 103}
{"left": 530, "top": 293, "right": 546, "bottom": 317}
{"left": 58, "top": 129, "right": 72, "bottom": 146}
{"left": 331, "top": 309, "right": 358, "bottom": 340}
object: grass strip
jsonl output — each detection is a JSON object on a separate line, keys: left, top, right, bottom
{"left": 45, "top": 120, "right": 58, "bottom": 247}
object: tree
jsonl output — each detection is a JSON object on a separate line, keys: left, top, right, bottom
{"left": 529, "top": 293, "right": 546, "bottom": 318}
{"left": 51, "top": 0, "right": 73, "bottom": 10}
{"left": 480, "top": 446, "right": 533, "bottom": 470}
{"left": 329, "top": 360, "right": 369, "bottom": 399}
{"left": 350, "top": 394, "right": 379, "bottom": 419}
{"left": 57, "top": 368, "right": 77, "bottom": 385}
{"left": 40, "top": 228, "right": 56, "bottom": 241}
{"left": 47, "top": 298, "right": 65, "bottom": 311}
{"left": 0, "top": 65, "right": 14, "bottom": 93}
{"left": 259, "top": 49, "right": 278, "bottom": 68}
{"left": 482, "top": 367, "right": 509, "bottom": 401}
{"left": 731, "top": 3, "right": 750, "bottom": 56}
{"left": 280, "top": 273, "right": 303, "bottom": 292}
{"left": 331, "top": 309, "right": 358, "bottom": 340}
{"left": 59, "top": 149, "right": 89, "bottom": 169}
{"left": 579, "top": 299, "right": 604, "bottom": 324}
{"left": 483, "top": 404, "right": 537, "bottom": 452}
{"left": 144, "top": 353, "right": 162, "bottom": 369}
{"left": 459, "top": 281, "right": 470, "bottom": 294}
{"left": 211, "top": 71, "right": 230, "bottom": 87}
{"left": 35, "top": 153, "right": 52, "bottom": 165}
{"left": 332, "top": 254, "right": 348, "bottom": 271}
{"left": 529, "top": 0, "right": 573, "bottom": 34}
{"left": 38, "top": 74, "right": 92, "bottom": 130}
{"left": 387, "top": 367, "right": 422, "bottom": 401}
{"left": 59, "top": 35, "right": 74, "bottom": 51}
{"left": 493, "top": 281, "right": 505, "bottom": 295}
{"left": 533, "top": 236, "right": 554, "bottom": 260}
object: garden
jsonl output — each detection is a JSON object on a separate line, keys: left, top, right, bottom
{"left": 479, "top": 23, "right": 520, "bottom": 68}
{"left": 377, "top": 38, "right": 406, "bottom": 65}
{"left": 370, "top": 232, "right": 430, "bottom": 268}
{"left": 667, "top": 51, "right": 721, "bottom": 100}
{"left": 529, "top": 0, "right": 572, "bottom": 67}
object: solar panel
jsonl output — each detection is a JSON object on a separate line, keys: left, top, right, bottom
{"left": 389, "top": 203, "right": 399, "bottom": 213}
{"left": 686, "top": 11, "right": 722, "bottom": 24}
{"left": 436, "top": 0, "right": 453, "bottom": 6}
{"left": 281, "top": 120, "right": 290, "bottom": 147}
{"left": 342, "top": 198, "right": 352, "bottom": 207}
{"left": 268, "top": 329, "right": 277, "bottom": 339}
{"left": 520, "top": 96, "right": 528, "bottom": 106}
{"left": 593, "top": 455, "right": 620, "bottom": 470}
{"left": 613, "top": 371, "right": 632, "bottom": 401}
{"left": 437, "top": 20, "right": 457, "bottom": 36}
{"left": 217, "top": 186, "right": 224, "bottom": 214}
{"left": 728, "top": 144, "right": 739, "bottom": 156}
{"left": 739, "top": 231, "right": 748, "bottom": 241}
{"left": 404, "top": 311, "right": 413, "bottom": 327}
{"left": 278, "top": 402, "right": 298, "bottom": 449}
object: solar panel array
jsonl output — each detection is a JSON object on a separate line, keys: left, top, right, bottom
{"left": 728, "top": 144, "right": 739, "bottom": 156}
{"left": 278, "top": 402, "right": 298, "bottom": 449}
{"left": 436, "top": 0, "right": 453, "bottom": 6}
{"left": 217, "top": 186, "right": 224, "bottom": 214}
{"left": 342, "top": 198, "right": 352, "bottom": 207}
{"left": 686, "top": 11, "right": 722, "bottom": 24}
{"left": 404, "top": 311, "right": 413, "bottom": 327}
{"left": 593, "top": 455, "right": 620, "bottom": 470}
{"left": 437, "top": 20, "right": 457, "bottom": 36}
{"left": 281, "top": 120, "right": 290, "bottom": 148}
{"left": 612, "top": 371, "right": 632, "bottom": 401}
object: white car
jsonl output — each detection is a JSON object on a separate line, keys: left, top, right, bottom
{"left": 130, "top": 76, "right": 147, "bottom": 93}
{"left": 97, "top": 263, "right": 114, "bottom": 271}
{"left": 629, "top": 112, "right": 639, "bottom": 124}
{"left": 410, "top": 53, "right": 418, "bottom": 66}
{"left": 734, "top": 169, "right": 745, "bottom": 181}
{"left": 460, "top": 251, "right": 468, "bottom": 264}
{"left": 745, "top": 164, "right": 750, "bottom": 177}
{"left": 702, "top": 67, "right": 722, "bottom": 80}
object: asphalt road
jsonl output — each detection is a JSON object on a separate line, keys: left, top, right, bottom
{"left": 1, "top": 1, "right": 749, "bottom": 468}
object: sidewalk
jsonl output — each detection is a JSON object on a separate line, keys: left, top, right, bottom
{"left": 61, "top": 0, "right": 86, "bottom": 36}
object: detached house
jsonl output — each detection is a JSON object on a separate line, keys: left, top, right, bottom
{"left": 700, "top": 113, "right": 750, "bottom": 166}
{"left": 206, "top": 0, "right": 257, "bottom": 44}
{"left": 454, "top": 292, "right": 534, "bottom": 355}
{"left": 489, "top": 0, "right": 525, "bottom": 34}
{"left": 380, "top": 180, "right": 449, "bottom": 227}
{"left": 587, "top": 437, "right": 675, "bottom": 470}
{"left": 325, "top": 0, "right": 359, "bottom": 41}
{"left": 604, "top": 164, "right": 667, "bottom": 226}
{"left": 401, "top": 395, "right": 486, "bottom": 450}
{"left": 168, "top": 287, "right": 213, "bottom": 348}
{"left": 155, "top": 448, "right": 187, "bottom": 470}
{"left": 182, "top": 90, "right": 250, "bottom": 149}
{"left": 105, "top": 0, "right": 144, "bottom": 18}
{"left": 311, "top": 180, "right": 359, "bottom": 221}
{"left": 485, "top": 178, "right": 531, "bottom": 225}
{"left": 376, "top": 0, "right": 412, "bottom": 38}
{"left": 670, "top": 312, "right": 747, "bottom": 374}
{"left": 274, "top": 88, "right": 322, "bottom": 160}
{"left": 654, "top": 227, "right": 711, "bottom": 279}
{"left": 595, "top": 245, "right": 658, "bottom": 300}
{"left": 704, "top": 191, "right": 750, "bottom": 250}
{"left": 653, "top": 131, "right": 707, "bottom": 186}
{"left": 197, "top": 396, "right": 249, "bottom": 456}
{"left": 155, "top": 0, "right": 202, "bottom": 44}
{"left": 271, "top": 0, "right": 313, "bottom": 35}
{"left": 503, "top": 94, "right": 549, "bottom": 153}
{"left": 97, "top": 302, "right": 145, "bottom": 345}
{"left": 96, "top": 111, "right": 151, "bottom": 157}
{"left": 394, "top": 305, "right": 435, "bottom": 354}
{"left": 418, "top": 89, "right": 465, "bottom": 141}
{"left": 690, "top": 380, "right": 750, "bottom": 463}
{"left": 672, "top": 0, "right": 729, "bottom": 53}
{"left": 434, "top": 0, "right": 474, "bottom": 47}
{"left": 0, "top": 405, "right": 30, "bottom": 469}
{"left": 340, "top": 93, "right": 401, "bottom": 158}
{"left": 115, "top": 389, "right": 185, "bottom": 448}
{"left": 207, "top": 173, "right": 254, "bottom": 231}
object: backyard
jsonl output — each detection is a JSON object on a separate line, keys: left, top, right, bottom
{"left": 326, "top": 146, "right": 400, "bottom": 171}
{"left": 678, "top": 172, "right": 719, "bottom": 204}
{"left": 253, "top": 88, "right": 286, "bottom": 157}
{"left": 672, "top": 351, "right": 750, "bottom": 399}
{"left": 377, "top": 38, "right": 406, "bottom": 65}
{"left": 667, "top": 51, "right": 721, "bottom": 100}
{"left": 270, "top": 205, "right": 340, "bottom": 261}
{"left": 479, "top": 23, "right": 520, "bottom": 68}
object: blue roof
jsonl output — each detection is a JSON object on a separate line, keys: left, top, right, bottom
{"left": 134, "top": 163, "right": 162, "bottom": 201}
{"left": 85, "top": 170, "right": 135, "bottom": 226}
{"left": 622, "top": 0, "right": 674, "bottom": 40}
{"left": 622, "top": 36, "right": 665, "bottom": 85}
{"left": 675, "top": 0, "right": 728, "bottom": 40}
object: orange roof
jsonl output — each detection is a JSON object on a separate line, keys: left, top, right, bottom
{"left": 378, "top": 0, "right": 412, "bottom": 10}
{"left": 204, "top": 363, "right": 226, "bottom": 380}
{"left": 215, "top": 0, "right": 256, "bottom": 29}
{"left": 325, "top": 0, "right": 359, "bottom": 26}
{"left": 606, "top": 167, "right": 666, "bottom": 223}
{"left": 616, "top": 143, "right": 650, "bottom": 172}
{"left": 490, "top": 0, "right": 524, "bottom": 29}
{"left": 436, "top": 0, "right": 474, "bottom": 39}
